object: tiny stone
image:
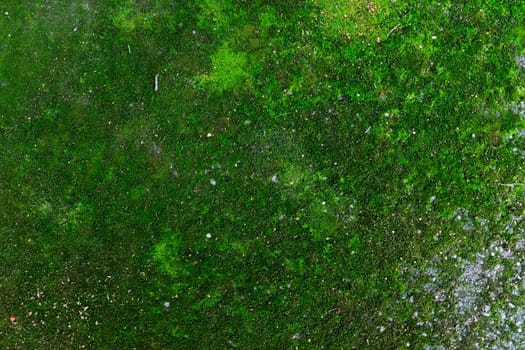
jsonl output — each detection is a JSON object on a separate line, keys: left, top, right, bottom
{"left": 210, "top": 179, "right": 216, "bottom": 186}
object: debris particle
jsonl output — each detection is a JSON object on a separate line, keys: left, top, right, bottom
{"left": 516, "top": 56, "right": 525, "bottom": 68}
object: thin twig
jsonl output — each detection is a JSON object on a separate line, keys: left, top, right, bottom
{"left": 386, "top": 24, "right": 401, "bottom": 38}
{"left": 498, "top": 183, "right": 525, "bottom": 187}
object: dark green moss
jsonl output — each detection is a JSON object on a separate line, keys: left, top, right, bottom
{"left": 1, "top": 1, "right": 524, "bottom": 348}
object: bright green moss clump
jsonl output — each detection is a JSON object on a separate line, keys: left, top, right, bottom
{"left": 197, "top": 43, "right": 252, "bottom": 93}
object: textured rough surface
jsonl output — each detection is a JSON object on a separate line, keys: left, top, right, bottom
{"left": 1, "top": 1, "right": 525, "bottom": 348}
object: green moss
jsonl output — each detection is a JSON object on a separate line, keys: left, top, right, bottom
{"left": 2, "top": 1, "right": 525, "bottom": 348}
{"left": 112, "top": 5, "right": 136, "bottom": 31}
{"left": 197, "top": 43, "right": 252, "bottom": 93}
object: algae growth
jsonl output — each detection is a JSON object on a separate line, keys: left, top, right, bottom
{"left": 1, "top": 1, "right": 525, "bottom": 348}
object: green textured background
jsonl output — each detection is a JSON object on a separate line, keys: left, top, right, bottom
{"left": 1, "top": 1, "right": 524, "bottom": 348}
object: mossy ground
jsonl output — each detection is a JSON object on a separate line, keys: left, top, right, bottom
{"left": 1, "top": 1, "right": 524, "bottom": 348}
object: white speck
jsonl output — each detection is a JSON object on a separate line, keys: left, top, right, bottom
{"left": 292, "top": 332, "right": 301, "bottom": 340}
{"left": 152, "top": 143, "right": 162, "bottom": 155}
{"left": 4, "top": 11, "right": 8, "bottom": 15}
{"left": 271, "top": 174, "right": 279, "bottom": 183}
{"left": 516, "top": 56, "right": 525, "bottom": 68}
{"left": 210, "top": 179, "right": 216, "bottom": 186}
{"left": 431, "top": 35, "right": 437, "bottom": 39}
{"left": 206, "top": 132, "right": 213, "bottom": 138}
{"left": 365, "top": 126, "right": 371, "bottom": 134}
{"left": 163, "top": 301, "right": 170, "bottom": 308}
{"left": 206, "top": 233, "right": 212, "bottom": 239}
{"left": 154, "top": 74, "right": 159, "bottom": 92}
{"left": 430, "top": 195, "right": 436, "bottom": 204}
{"left": 322, "top": 201, "right": 326, "bottom": 205}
